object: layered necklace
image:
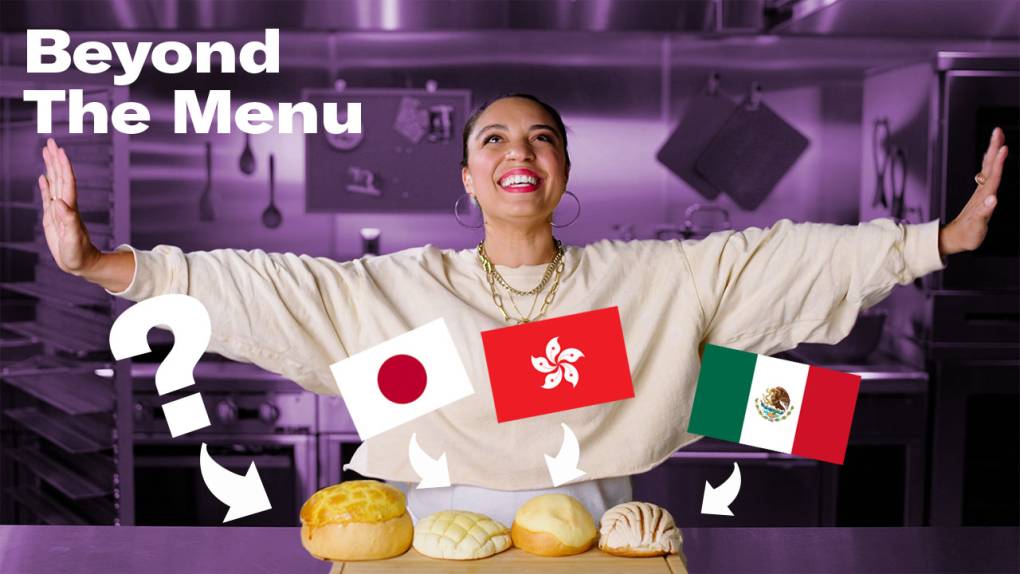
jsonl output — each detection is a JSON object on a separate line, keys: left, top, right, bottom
{"left": 477, "top": 238, "right": 565, "bottom": 324}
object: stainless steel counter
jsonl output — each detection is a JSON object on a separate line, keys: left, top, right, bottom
{"left": 0, "top": 525, "right": 1015, "bottom": 573}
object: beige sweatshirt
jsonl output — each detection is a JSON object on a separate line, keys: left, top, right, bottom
{"left": 107, "top": 217, "right": 946, "bottom": 490}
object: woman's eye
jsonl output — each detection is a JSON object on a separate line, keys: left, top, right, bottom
{"left": 484, "top": 135, "right": 502, "bottom": 144}
{"left": 536, "top": 134, "right": 553, "bottom": 142}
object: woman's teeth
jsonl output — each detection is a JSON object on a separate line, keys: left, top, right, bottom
{"left": 499, "top": 174, "right": 539, "bottom": 188}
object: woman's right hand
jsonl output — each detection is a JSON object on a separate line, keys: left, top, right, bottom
{"left": 39, "top": 138, "right": 102, "bottom": 277}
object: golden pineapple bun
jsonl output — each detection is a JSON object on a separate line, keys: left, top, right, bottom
{"left": 299, "top": 480, "right": 412, "bottom": 561}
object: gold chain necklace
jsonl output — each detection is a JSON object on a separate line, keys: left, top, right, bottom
{"left": 477, "top": 239, "right": 564, "bottom": 296}
{"left": 477, "top": 239, "right": 566, "bottom": 324}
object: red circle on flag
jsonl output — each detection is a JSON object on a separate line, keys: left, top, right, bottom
{"left": 377, "top": 354, "right": 427, "bottom": 404}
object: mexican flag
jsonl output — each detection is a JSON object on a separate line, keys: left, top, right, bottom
{"left": 688, "top": 344, "right": 861, "bottom": 464}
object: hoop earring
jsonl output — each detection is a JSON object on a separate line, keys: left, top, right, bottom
{"left": 453, "top": 193, "right": 484, "bottom": 229}
{"left": 552, "top": 190, "right": 581, "bottom": 228}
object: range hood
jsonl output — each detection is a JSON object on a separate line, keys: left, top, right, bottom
{"left": 5, "top": 0, "right": 1014, "bottom": 40}
{"left": 3, "top": 0, "right": 765, "bottom": 33}
{"left": 768, "top": 0, "right": 1020, "bottom": 40}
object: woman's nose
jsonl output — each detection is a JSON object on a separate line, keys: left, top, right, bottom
{"left": 506, "top": 139, "right": 535, "bottom": 161}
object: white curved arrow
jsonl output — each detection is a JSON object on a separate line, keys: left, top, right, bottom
{"left": 544, "top": 422, "right": 587, "bottom": 487}
{"left": 409, "top": 433, "right": 450, "bottom": 489}
{"left": 199, "top": 443, "right": 272, "bottom": 522}
{"left": 701, "top": 462, "right": 741, "bottom": 516}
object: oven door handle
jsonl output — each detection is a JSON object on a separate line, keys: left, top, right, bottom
{"left": 670, "top": 450, "right": 820, "bottom": 467}
{"left": 135, "top": 454, "right": 295, "bottom": 469}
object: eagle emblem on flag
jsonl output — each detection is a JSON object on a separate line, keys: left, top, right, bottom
{"left": 755, "top": 386, "right": 795, "bottom": 422}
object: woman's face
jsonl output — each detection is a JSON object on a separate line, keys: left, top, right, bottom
{"left": 461, "top": 97, "right": 569, "bottom": 227}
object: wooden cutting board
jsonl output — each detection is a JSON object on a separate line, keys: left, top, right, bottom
{"left": 328, "top": 547, "right": 689, "bottom": 573}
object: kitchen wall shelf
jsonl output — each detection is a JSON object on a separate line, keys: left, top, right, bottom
{"left": 1, "top": 354, "right": 106, "bottom": 377}
{"left": 2, "top": 321, "right": 105, "bottom": 357}
{"left": 8, "top": 487, "right": 89, "bottom": 526}
{"left": 5, "top": 408, "right": 112, "bottom": 454}
{"left": 6, "top": 448, "right": 113, "bottom": 500}
{"left": 1, "top": 282, "right": 110, "bottom": 308}
{"left": 2, "top": 373, "right": 114, "bottom": 415}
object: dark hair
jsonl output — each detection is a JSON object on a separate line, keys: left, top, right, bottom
{"left": 460, "top": 93, "right": 570, "bottom": 168}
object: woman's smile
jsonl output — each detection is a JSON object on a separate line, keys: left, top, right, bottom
{"left": 497, "top": 167, "right": 543, "bottom": 194}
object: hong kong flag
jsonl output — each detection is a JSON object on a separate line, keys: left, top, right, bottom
{"left": 481, "top": 307, "right": 635, "bottom": 423}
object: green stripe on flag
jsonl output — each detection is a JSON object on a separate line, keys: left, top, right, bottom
{"left": 688, "top": 344, "right": 757, "bottom": 443}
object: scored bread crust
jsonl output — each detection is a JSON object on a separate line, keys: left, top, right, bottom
{"left": 511, "top": 521, "right": 595, "bottom": 557}
{"left": 597, "top": 501, "right": 682, "bottom": 557}
{"left": 301, "top": 513, "right": 413, "bottom": 561}
{"left": 413, "top": 510, "right": 512, "bottom": 561}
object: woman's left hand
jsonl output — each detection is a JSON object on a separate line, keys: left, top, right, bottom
{"left": 938, "top": 127, "right": 1009, "bottom": 257}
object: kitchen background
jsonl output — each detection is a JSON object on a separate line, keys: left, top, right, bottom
{"left": 0, "top": 0, "right": 1017, "bottom": 530}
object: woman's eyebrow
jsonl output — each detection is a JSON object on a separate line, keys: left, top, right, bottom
{"left": 475, "top": 124, "right": 507, "bottom": 139}
{"left": 475, "top": 124, "right": 558, "bottom": 140}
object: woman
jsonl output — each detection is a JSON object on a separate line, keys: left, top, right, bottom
{"left": 39, "top": 94, "right": 1008, "bottom": 527}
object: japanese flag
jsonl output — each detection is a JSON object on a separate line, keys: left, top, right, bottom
{"left": 328, "top": 318, "right": 475, "bottom": 440}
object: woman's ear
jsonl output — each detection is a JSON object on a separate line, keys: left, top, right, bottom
{"left": 461, "top": 166, "right": 474, "bottom": 194}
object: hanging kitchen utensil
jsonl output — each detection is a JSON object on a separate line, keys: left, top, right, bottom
{"left": 262, "top": 154, "right": 282, "bottom": 229}
{"left": 694, "top": 82, "right": 810, "bottom": 211}
{"left": 198, "top": 141, "right": 215, "bottom": 221}
{"left": 887, "top": 145, "right": 908, "bottom": 221}
{"left": 871, "top": 117, "right": 891, "bottom": 208}
{"left": 239, "top": 132, "right": 256, "bottom": 175}
{"left": 656, "top": 72, "right": 737, "bottom": 200}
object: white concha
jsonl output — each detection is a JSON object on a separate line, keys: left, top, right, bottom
{"left": 598, "top": 501, "right": 683, "bottom": 556}
{"left": 413, "top": 510, "right": 512, "bottom": 560}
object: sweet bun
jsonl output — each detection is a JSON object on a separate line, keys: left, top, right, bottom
{"left": 300, "top": 480, "right": 413, "bottom": 561}
{"left": 598, "top": 501, "right": 683, "bottom": 557}
{"left": 413, "top": 510, "right": 512, "bottom": 560}
{"left": 511, "top": 494, "right": 597, "bottom": 557}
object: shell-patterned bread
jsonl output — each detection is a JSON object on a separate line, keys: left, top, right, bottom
{"left": 413, "top": 510, "right": 512, "bottom": 560}
{"left": 598, "top": 501, "right": 683, "bottom": 557}
{"left": 299, "top": 480, "right": 413, "bottom": 561}
{"left": 511, "top": 494, "right": 598, "bottom": 557}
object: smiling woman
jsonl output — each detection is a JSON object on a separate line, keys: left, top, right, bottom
{"left": 459, "top": 94, "right": 572, "bottom": 268}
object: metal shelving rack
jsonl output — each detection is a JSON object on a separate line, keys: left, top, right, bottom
{"left": 0, "top": 65, "right": 133, "bottom": 525}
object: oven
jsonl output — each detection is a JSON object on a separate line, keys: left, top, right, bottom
{"left": 132, "top": 361, "right": 317, "bottom": 526}
{"left": 316, "top": 395, "right": 366, "bottom": 487}
{"left": 631, "top": 440, "right": 832, "bottom": 528}
{"left": 937, "top": 54, "right": 1019, "bottom": 290}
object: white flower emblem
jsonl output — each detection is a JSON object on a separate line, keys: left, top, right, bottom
{"left": 531, "top": 336, "right": 585, "bottom": 390}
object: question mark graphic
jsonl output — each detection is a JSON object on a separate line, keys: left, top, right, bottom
{"left": 110, "top": 294, "right": 212, "bottom": 437}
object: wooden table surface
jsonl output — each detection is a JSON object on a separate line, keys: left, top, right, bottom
{"left": 328, "top": 547, "right": 689, "bottom": 573}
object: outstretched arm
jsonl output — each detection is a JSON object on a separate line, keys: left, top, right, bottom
{"left": 681, "top": 218, "right": 945, "bottom": 356}
{"left": 40, "top": 138, "right": 350, "bottom": 396}
{"left": 682, "top": 127, "right": 1008, "bottom": 356}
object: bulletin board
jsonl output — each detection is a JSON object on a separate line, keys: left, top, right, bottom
{"left": 303, "top": 88, "right": 471, "bottom": 213}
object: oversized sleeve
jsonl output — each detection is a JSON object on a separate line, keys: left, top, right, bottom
{"left": 679, "top": 218, "right": 947, "bottom": 355}
{"left": 104, "top": 243, "right": 366, "bottom": 396}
